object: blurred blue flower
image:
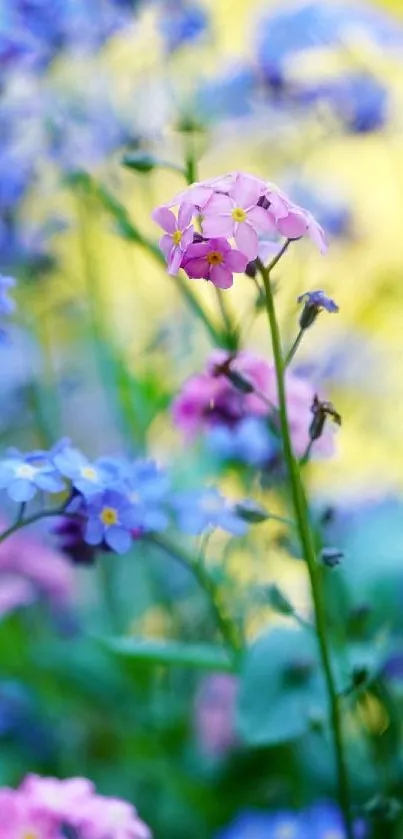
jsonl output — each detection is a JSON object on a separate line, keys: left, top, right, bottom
{"left": 287, "top": 183, "right": 352, "bottom": 239}
{"left": 84, "top": 488, "right": 139, "bottom": 554}
{"left": 196, "top": 64, "right": 258, "bottom": 122}
{"left": 302, "top": 802, "right": 366, "bottom": 838}
{"left": 0, "top": 449, "right": 65, "bottom": 502}
{"left": 158, "top": 1, "right": 209, "bottom": 53}
{"left": 172, "top": 487, "right": 248, "bottom": 536}
{"left": 217, "top": 804, "right": 366, "bottom": 839}
{"left": 207, "top": 416, "right": 277, "bottom": 467}
{"left": 121, "top": 459, "right": 171, "bottom": 532}
{"left": 53, "top": 445, "right": 119, "bottom": 497}
{"left": 0, "top": 275, "right": 15, "bottom": 317}
{"left": 216, "top": 809, "right": 302, "bottom": 839}
{"left": 256, "top": 0, "right": 399, "bottom": 133}
{"left": 0, "top": 0, "right": 134, "bottom": 71}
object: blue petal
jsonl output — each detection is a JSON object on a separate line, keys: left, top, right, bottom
{"left": 84, "top": 518, "right": 104, "bottom": 546}
{"left": 8, "top": 479, "right": 37, "bottom": 502}
{"left": 35, "top": 472, "right": 65, "bottom": 493}
{"left": 105, "top": 526, "right": 131, "bottom": 554}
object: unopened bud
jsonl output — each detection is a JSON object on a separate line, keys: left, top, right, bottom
{"left": 320, "top": 547, "right": 343, "bottom": 568}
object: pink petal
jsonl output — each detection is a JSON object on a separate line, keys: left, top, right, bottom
{"left": 247, "top": 205, "right": 276, "bottom": 233}
{"left": 203, "top": 193, "right": 233, "bottom": 216}
{"left": 167, "top": 247, "right": 183, "bottom": 275}
{"left": 202, "top": 215, "right": 234, "bottom": 239}
{"left": 152, "top": 206, "right": 176, "bottom": 233}
{"left": 208, "top": 237, "right": 232, "bottom": 254}
{"left": 225, "top": 249, "right": 248, "bottom": 273}
{"left": 160, "top": 233, "right": 173, "bottom": 259}
{"left": 178, "top": 202, "right": 194, "bottom": 229}
{"left": 234, "top": 222, "right": 259, "bottom": 260}
{"left": 183, "top": 257, "right": 209, "bottom": 279}
{"left": 168, "top": 184, "right": 213, "bottom": 209}
{"left": 230, "top": 175, "right": 262, "bottom": 210}
{"left": 210, "top": 264, "right": 234, "bottom": 289}
{"left": 277, "top": 211, "right": 307, "bottom": 239}
{"left": 307, "top": 217, "right": 328, "bottom": 254}
{"left": 183, "top": 241, "right": 210, "bottom": 260}
{"left": 181, "top": 226, "right": 195, "bottom": 250}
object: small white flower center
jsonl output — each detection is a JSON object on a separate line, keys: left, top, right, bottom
{"left": 15, "top": 464, "right": 37, "bottom": 480}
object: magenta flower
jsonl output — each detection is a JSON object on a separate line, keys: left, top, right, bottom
{"left": 202, "top": 174, "right": 274, "bottom": 260}
{"left": 152, "top": 202, "right": 194, "bottom": 274}
{"left": 182, "top": 237, "right": 248, "bottom": 289}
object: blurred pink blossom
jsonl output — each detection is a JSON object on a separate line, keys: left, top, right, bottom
{"left": 0, "top": 516, "right": 74, "bottom": 616}
{"left": 194, "top": 674, "right": 238, "bottom": 758}
{"left": 172, "top": 350, "right": 335, "bottom": 458}
{"left": 0, "top": 774, "right": 151, "bottom": 839}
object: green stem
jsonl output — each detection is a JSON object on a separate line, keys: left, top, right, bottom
{"left": 285, "top": 328, "right": 305, "bottom": 367}
{"left": 257, "top": 256, "right": 354, "bottom": 839}
{"left": 0, "top": 509, "right": 79, "bottom": 546}
{"left": 148, "top": 533, "right": 243, "bottom": 666}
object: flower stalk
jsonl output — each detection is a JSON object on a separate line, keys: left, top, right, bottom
{"left": 257, "top": 254, "right": 354, "bottom": 839}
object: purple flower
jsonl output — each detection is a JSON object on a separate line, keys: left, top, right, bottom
{"left": 182, "top": 237, "right": 248, "bottom": 289}
{"left": 84, "top": 489, "right": 139, "bottom": 554}
{"left": 53, "top": 446, "right": 118, "bottom": 497}
{"left": 298, "top": 290, "right": 339, "bottom": 314}
{"left": 152, "top": 203, "right": 195, "bottom": 275}
{"left": 0, "top": 450, "right": 65, "bottom": 502}
{"left": 202, "top": 173, "right": 274, "bottom": 260}
{"left": 302, "top": 801, "right": 367, "bottom": 838}
{"left": 172, "top": 487, "right": 248, "bottom": 536}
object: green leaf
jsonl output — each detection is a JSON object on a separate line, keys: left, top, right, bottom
{"left": 235, "top": 500, "right": 270, "bottom": 524}
{"left": 100, "top": 637, "right": 236, "bottom": 672}
{"left": 122, "top": 152, "right": 159, "bottom": 173}
{"left": 237, "top": 626, "right": 327, "bottom": 746}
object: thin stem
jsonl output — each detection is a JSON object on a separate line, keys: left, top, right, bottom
{"left": 0, "top": 509, "right": 80, "bottom": 546}
{"left": 285, "top": 328, "right": 305, "bottom": 367}
{"left": 214, "top": 286, "right": 237, "bottom": 344}
{"left": 257, "top": 256, "right": 354, "bottom": 839}
{"left": 266, "top": 239, "right": 292, "bottom": 273}
{"left": 148, "top": 533, "right": 243, "bottom": 666}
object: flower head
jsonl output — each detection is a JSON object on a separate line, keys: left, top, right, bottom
{"left": 298, "top": 290, "right": 339, "bottom": 329}
{"left": 0, "top": 449, "right": 65, "bottom": 502}
{"left": 84, "top": 489, "right": 139, "bottom": 554}
{"left": 202, "top": 173, "right": 274, "bottom": 260}
{"left": 53, "top": 445, "right": 118, "bottom": 497}
{"left": 182, "top": 237, "right": 247, "bottom": 288}
{"left": 0, "top": 774, "right": 151, "bottom": 839}
{"left": 172, "top": 487, "right": 248, "bottom": 536}
{"left": 153, "top": 170, "right": 328, "bottom": 287}
{"left": 152, "top": 203, "right": 194, "bottom": 275}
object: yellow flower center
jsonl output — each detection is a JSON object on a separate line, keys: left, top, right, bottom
{"left": 80, "top": 466, "right": 98, "bottom": 481}
{"left": 100, "top": 506, "right": 119, "bottom": 526}
{"left": 206, "top": 250, "right": 224, "bottom": 266}
{"left": 231, "top": 207, "right": 247, "bottom": 223}
{"left": 172, "top": 230, "right": 182, "bottom": 245}
{"left": 16, "top": 464, "right": 37, "bottom": 480}
{"left": 22, "top": 832, "right": 39, "bottom": 839}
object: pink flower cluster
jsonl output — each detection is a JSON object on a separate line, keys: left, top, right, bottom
{"left": 172, "top": 350, "right": 334, "bottom": 458}
{"left": 0, "top": 515, "right": 74, "bottom": 618}
{"left": 0, "top": 774, "right": 151, "bottom": 839}
{"left": 152, "top": 172, "right": 327, "bottom": 289}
